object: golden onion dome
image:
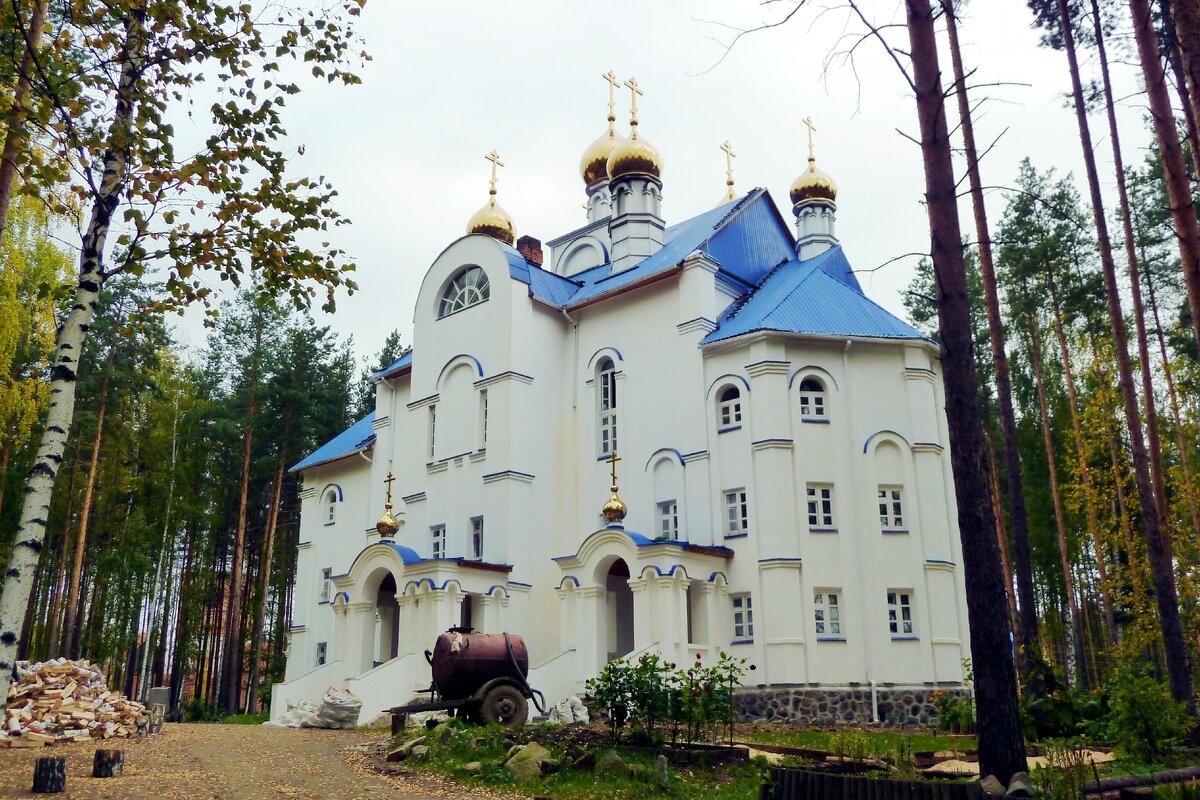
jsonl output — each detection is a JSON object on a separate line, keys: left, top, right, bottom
{"left": 602, "top": 490, "right": 628, "bottom": 524}
{"left": 790, "top": 157, "right": 838, "bottom": 206}
{"left": 466, "top": 198, "right": 516, "bottom": 246}
{"left": 607, "top": 130, "right": 662, "bottom": 182}
{"left": 581, "top": 128, "right": 622, "bottom": 185}
{"left": 376, "top": 505, "right": 400, "bottom": 536}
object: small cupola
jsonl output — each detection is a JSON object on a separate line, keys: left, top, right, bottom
{"left": 607, "top": 76, "right": 665, "bottom": 274}
{"left": 579, "top": 71, "right": 625, "bottom": 223}
{"left": 466, "top": 149, "right": 516, "bottom": 246}
{"left": 791, "top": 116, "right": 838, "bottom": 260}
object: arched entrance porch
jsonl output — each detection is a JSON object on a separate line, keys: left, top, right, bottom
{"left": 603, "top": 558, "right": 635, "bottom": 662}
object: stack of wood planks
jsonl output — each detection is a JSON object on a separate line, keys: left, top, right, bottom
{"left": 2, "top": 659, "right": 148, "bottom": 747}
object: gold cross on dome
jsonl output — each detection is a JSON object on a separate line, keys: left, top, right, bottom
{"left": 721, "top": 140, "right": 736, "bottom": 200}
{"left": 383, "top": 471, "right": 396, "bottom": 503}
{"left": 625, "top": 76, "right": 643, "bottom": 125}
{"left": 803, "top": 116, "right": 817, "bottom": 161}
{"left": 603, "top": 70, "right": 620, "bottom": 122}
{"left": 485, "top": 149, "right": 504, "bottom": 198}
{"left": 606, "top": 450, "right": 622, "bottom": 489}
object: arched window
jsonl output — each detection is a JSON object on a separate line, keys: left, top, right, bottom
{"left": 324, "top": 489, "right": 338, "bottom": 525}
{"left": 799, "top": 377, "right": 827, "bottom": 418}
{"left": 438, "top": 266, "right": 490, "bottom": 318}
{"left": 598, "top": 358, "right": 618, "bottom": 455}
{"left": 717, "top": 385, "right": 742, "bottom": 428}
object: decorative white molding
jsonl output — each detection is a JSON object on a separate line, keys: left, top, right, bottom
{"left": 751, "top": 438, "right": 794, "bottom": 452}
{"left": 475, "top": 371, "right": 534, "bottom": 389}
{"left": 913, "top": 442, "right": 944, "bottom": 455}
{"left": 372, "top": 415, "right": 391, "bottom": 430}
{"left": 402, "top": 492, "right": 426, "bottom": 504}
{"left": 676, "top": 317, "right": 718, "bottom": 335}
{"left": 407, "top": 393, "right": 439, "bottom": 410}
{"left": 426, "top": 461, "right": 449, "bottom": 474}
{"left": 482, "top": 470, "right": 535, "bottom": 485}
{"left": 745, "top": 359, "right": 790, "bottom": 377}
{"left": 902, "top": 367, "right": 936, "bottom": 384}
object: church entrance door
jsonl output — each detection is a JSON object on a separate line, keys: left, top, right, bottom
{"left": 375, "top": 573, "right": 399, "bottom": 667}
{"left": 605, "top": 559, "right": 634, "bottom": 662}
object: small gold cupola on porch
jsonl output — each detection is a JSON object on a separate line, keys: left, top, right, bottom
{"left": 553, "top": 452, "right": 734, "bottom": 678}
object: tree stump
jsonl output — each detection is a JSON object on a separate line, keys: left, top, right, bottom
{"left": 93, "top": 748, "right": 124, "bottom": 778}
{"left": 32, "top": 756, "right": 66, "bottom": 793}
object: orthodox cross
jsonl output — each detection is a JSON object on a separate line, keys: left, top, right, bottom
{"left": 803, "top": 116, "right": 817, "bottom": 161}
{"left": 625, "top": 76, "right": 643, "bottom": 129}
{"left": 383, "top": 471, "right": 396, "bottom": 504}
{"left": 721, "top": 140, "right": 736, "bottom": 201}
{"left": 606, "top": 450, "right": 621, "bottom": 489}
{"left": 485, "top": 149, "right": 504, "bottom": 201}
{"left": 603, "top": 70, "right": 620, "bottom": 125}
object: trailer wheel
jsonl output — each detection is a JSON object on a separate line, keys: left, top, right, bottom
{"left": 480, "top": 685, "right": 527, "bottom": 727}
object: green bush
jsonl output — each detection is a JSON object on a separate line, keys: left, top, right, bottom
{"left": 1019, "top": 658, "right": 1106, "bottom": 741}
{"left": 1105, "top": 665, "right": 1190, "bottom": 763}
{"left": 180, "top": 698, "right": 223, "bottom": 723}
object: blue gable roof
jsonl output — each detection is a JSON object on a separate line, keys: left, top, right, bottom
{"left": 290, "top": 412, "right": 376, "bottom": 472}
{"left": 370, "top": 350, "right": 413, "bottom": 381}
{"left": 701, "top": 245, "right": 926, "bottom": 345}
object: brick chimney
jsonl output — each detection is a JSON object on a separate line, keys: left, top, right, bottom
{"left": 517, "top": 235, "right": 543, "bottom": 267}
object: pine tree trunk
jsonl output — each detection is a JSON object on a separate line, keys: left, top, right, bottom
{"left": 247, "top": 456, "right": 285, "bottom": 714}
{"left": 1024, "top": 306, "right": 1088, "bottom": 688}
{"left": 44, "top": 436, "right": 81, "bottom": 658}
{"left": 987, "top": 435, "right": 1020, "bottom": 636}
{"left": 1128, "top": 0, "right": 1200, "bottom": 351}
{"left": 1170, "top": 0, "right": 1200, "bottom": 160}
{"left": 61, "top": 381, "right": 108, "bottom": 659}
{"left": 1057, "top": 0, "right": 1195, "bottom": 711}
{"left": 905, "top": 0, "right": 1027, "bottom": 781}
{"left": 0, "top": 9, "right": 143, "bottom": 698}
{"left": 941, "top": 0, "right": 1040, "bottom": 681}
{"left": 1046, "top": 270, "right": 1117, "bottom": 643}
{"left": 0, "top": 0, "right": 50, "bottom": 239}
{"left": 1160, "top": 0, "right": 1200, "bottom": 181}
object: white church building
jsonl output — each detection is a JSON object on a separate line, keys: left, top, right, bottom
{"left": 271, "top": 77, "right": 971, "bottom": 726}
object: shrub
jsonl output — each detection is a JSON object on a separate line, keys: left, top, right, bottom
{"left": 1032, "top": 738, "right": 1092, "bottom": 800}
{"left": 1105, "top": 665, "right": 1190, "bottom": 764}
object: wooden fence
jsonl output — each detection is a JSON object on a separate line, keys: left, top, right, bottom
{"left": 759, "top": 767, "right": 983, "bottom": 800}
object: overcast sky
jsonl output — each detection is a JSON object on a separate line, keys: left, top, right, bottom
{"left": 172, "top": 0, "right": 1152, "bottom": 362}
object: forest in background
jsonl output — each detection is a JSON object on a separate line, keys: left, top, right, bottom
{"left": 0, "top": 0, "right": 1200, "bottom": 777}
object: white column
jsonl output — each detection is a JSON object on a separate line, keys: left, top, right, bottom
{"left": 628, "top": 578, "right": 651, "bottom": 653}
{"left": 341, "top": 601, "right": 376, "bottom": 678}
{"left": 580, "top": 586, "right": 603, "bottom": 672}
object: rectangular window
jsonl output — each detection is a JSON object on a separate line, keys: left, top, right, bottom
{"left": 813, "top": 590, "right": 843, "bottom": 637}
{"left": 732, "top": 593, "right": 754, "bottom": 639}
{"left": 878, "top": 485, "right": 905, "bottom": 529}
{"left": 657, "top": 500, "right": 679, "bottom": 539}
{"left": 432, "top": 524, "right": 446, "bottom": 560}
{"left": 428, "top": 404, "right": 438, "bottom": 460}
{"left": 600, "top": 369, "right": 617, "bottom": 454}
{"left": 724, "top": 489, "right": 749, "bottom": 535}
{"left": 479, "top": 389, "right": 488, "bottom": 448}
{"left": 320, "top": 568, "right": 331, "bottom": 602}
{"left": 806, "top": 483, "right": 835, "bottom": 528}
{"left": 316, "top": 642, "right": 327, "bottom": 667}
{"left": 471, "top": 516, "right": 484, "bottom": 560}
{"left": 888, "top": 590, "right": 915, "bottom": 636}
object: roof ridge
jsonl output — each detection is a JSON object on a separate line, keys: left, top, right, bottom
{"left": 727, "top": 257, "right": 796, "bottom": 321}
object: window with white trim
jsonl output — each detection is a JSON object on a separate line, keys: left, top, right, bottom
{"left": 657, "top": 500, "right": 679, "bottom": 539}
{"left": 479, "top": 389, "right": 488, "bottom": 448}
{"left": 724, "top": 488, "right": 749, "bottom": 536}
{"left": 806, "top": 483, "right": 835, "bottom": 529}
{"left": 438, "top": 265, "right": 490, "bottom": 318}
{"left": 471, "top": 516, "right": 484, "bottom": 560}
{"left": 431, "top": 524, "right": 447, "bottom": 560}
{"left": 732, "top": 593, "right": 754, "bottom": 639}
{"left": 888, "top": 590, "right": 914, "bottom": 636}
{"left": 717, "top": 385, "right": 742, "bottom": 428}
{"left": 598, "top": 358, "right": 618, "bottom": 455}
{"left": 813, "top": 590, "right": 843, "bottom": 636}
{"left": 320, "top": 568, "right": 331, "bottom": 602}
{"left": 878, "top": 485, "right": 905, "bottom": 529}
{"left": 428, "top": 404, "right": 437, "bottom": 460}
{"left": 799, "top": 377, "right": 827, "bottom": 418}
{"left": 324, "top": 490, "right": 337, "bottom": 525}
{"left": 316, "top": 642, "right": 328, "bottom": 666}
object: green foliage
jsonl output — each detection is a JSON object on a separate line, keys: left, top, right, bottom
{"left": 1032, "top": 738, "right": 1093, "bottom": 800}
{"left": 1152, "top": 781, "right": 1200, "bottom": 800}
{"left": 828, "top": 729, "right": 870, "bottom": 768}
{"left": 1104, "top": 665, "right": 1191, "bottom": 763}
{"left": 1020, "top": 658, "right": 1106, "bottom": 740}
{"left": 180, "top": 698, "right": 223, "bottom": 723}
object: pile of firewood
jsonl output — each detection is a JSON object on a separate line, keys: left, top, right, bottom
{"left": 1, "top": 659, "right": 148, "bottom": 747}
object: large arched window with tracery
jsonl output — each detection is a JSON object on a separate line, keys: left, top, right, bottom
{"left": 438, "top": 266, "right": 490, "bottom": 318}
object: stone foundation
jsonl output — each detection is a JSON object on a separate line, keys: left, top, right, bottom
{"left": 733, "top": 685, "right": 971, "bottom": 726}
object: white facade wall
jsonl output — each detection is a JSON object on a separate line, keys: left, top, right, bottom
{"left": 276, "top": 230, "right": 969, "bottom": 721}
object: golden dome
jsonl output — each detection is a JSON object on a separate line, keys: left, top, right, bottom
{"left": 467, "top": 198, "right": 516, "bottom": 246}
{"left": 607, "top": 130, "right": 662, "bottom": 182}
{"left": 581, "top": 128, "right": 622, "bottom": 185}
{"left": 376, "top": 505, "right": 400, "bottom": 536}
{"left": 790, "top": 157, "right": 838, "bottom": 206}
{"left": 602, "top": 490, "right": 628, "bottom": 524}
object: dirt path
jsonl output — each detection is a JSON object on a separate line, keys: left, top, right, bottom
{"left": 0, "top": 723, "right": 478, "bottom": 800}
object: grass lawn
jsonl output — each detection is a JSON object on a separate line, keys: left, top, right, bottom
{"left": 736, "top": 726, "right": 977, "bottom": 755}
{"left": 219, "top": 711, "right": 271, "bottom": 725}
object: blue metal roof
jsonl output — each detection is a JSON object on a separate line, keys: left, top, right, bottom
{"left": 290, "top": 412, "right": 376, "bottom": 472}
{"left": 378, "top": 539, "right": 423, "bottom": 565}
{"left": 702, "top": 246, "right": 926, "bottom": 345}
{"left": 503, "top": 246, "right": 582, "bottom": 307}
{"left": 370, "top": 350, "right": 413, "bottom": 381}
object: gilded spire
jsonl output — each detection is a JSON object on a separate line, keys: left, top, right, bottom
{"left": 804, "top": 115, "right": 816, "bottom": 163}
{"left": 581, "top": 71, "right": 625, "bottom": 185}
{"left": 485, "top": 148, "right": 504, "bottom": 205}
{"left": 376, "top": 470, "right": 400, "bottom": 536}
{"left": 721, "top": 140, "right": 736, "bottom": 202}
{"left": 601, "top": 451, "right": 627, "bottom": 524}
{"left": 606, "top": 75, "right": 662, "bottom": 181}
{"left": 467, "top": 149, "right": 516, "bottom": 244}
{"left": 624, "top": 76, "right": 643, "bottom": 140}
{"left": 790, "top": 115, "right": 838, "bottom": 207}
